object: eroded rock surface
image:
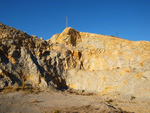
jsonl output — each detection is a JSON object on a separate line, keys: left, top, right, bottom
{"left": 0, "top": 23, "right": 150, "bottom": 98}
{"left": 50, "top": 27, "right": 150, "bottom": 97}
{"left": 0, "top": 23, "right": 67, "bottom": 90}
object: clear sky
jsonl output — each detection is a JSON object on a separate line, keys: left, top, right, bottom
{"left": 0, "top": 0, "right": 150, "bottom": 41}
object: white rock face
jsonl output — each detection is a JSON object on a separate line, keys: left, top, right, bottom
{"left": 50, "top": 27, "right": 150, "bottom": 97}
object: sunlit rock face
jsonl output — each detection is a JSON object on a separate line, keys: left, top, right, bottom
{"left": 0, "top": 23, "right": 150, "bottom": 97}
{"left": 50, "top": 27, "right": 150, "bottom": 97}
{"left": 0, "top": 23, "right": 67, "bottom": 90}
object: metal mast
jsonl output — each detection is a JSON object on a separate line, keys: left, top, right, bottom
{"left": 66, "top": 16, "right": 68, "bottom": 28}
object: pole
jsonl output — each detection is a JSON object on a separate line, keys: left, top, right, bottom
{"left": 66, "top": 16, "right": 68, "bottom": 28}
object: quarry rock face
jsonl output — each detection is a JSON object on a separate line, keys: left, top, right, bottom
{"left": 0, "top": 23, "right": 67, "bottom": 90}
{"left": 50, "top": 27, "right": 150, "bottom": 97}
{"left": 0, "top": 23, "right": 150, "bottom": 97}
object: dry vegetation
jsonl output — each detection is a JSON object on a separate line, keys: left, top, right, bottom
{"left": 1, "top": 84, "right": 40, "bottom": 94}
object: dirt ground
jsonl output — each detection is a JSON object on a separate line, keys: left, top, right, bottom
{"left": 0, "top": 90, "right": 150, "bottom": 113}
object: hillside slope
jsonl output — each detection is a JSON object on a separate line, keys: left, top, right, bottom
{"left": 0, "top": 23, "right": 150, "bottom": 98}
{"left": 50, "top": 27, "right": 150, "bottom": 97}
{"left": 0, "top": 23, "right": 67, "bottom": 90}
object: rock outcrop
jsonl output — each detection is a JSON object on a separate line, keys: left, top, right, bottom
{"left": 0, "top": 23, "right": 67, "bottom": 90}
{"left": 50, "top": 27, "right": 150, "bottom": 97}
{"left": 0, "top": 23, "right": 150, "bottom": 97}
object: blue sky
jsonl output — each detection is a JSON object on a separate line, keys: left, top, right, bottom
{"left": 0, "top": 0, "right": 150, "bottom": 41}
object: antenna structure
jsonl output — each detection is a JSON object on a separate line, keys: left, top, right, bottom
{"left": 66, "top": 16, "right": 68, "bottom": 28}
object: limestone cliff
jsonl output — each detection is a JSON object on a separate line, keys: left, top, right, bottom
{"left": 0, "top": 23, "right": 150, "bottom": 97}
{"left": 0, "top": 23, "right": 67, "bottom": 90}
{"left": 50, "top": 27, "right": 150, "bottom": 97}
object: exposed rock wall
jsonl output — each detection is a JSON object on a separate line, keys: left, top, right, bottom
{"left": 0, "top": 23, "right": 150, "bottom": 97}
{"left": 0, "top": 23, "right": 67, "bottom": 90}
{"left": 50, "top": 27, "right": 150, "bottom": 97}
